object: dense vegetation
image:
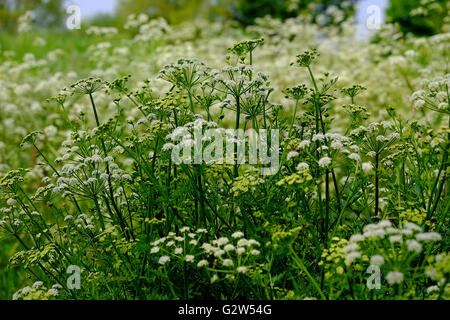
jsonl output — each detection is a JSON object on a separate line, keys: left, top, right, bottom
{"left": 0, "top": 6, "right": 449, "bottom": 300}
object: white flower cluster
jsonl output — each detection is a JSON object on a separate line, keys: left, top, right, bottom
{"left": 150, "top": 228, "right": 261, "bottom": 282}
{"left": 86, "top": 26, "right": 119, "bottom": 36}
{"left": 343, "top": 219, "right": 443, "bottom": 286}
{"left": 12, "top": 282, "right": 62, "bottom": 300}
{"left": 411, "top": 74, "right": 450, "bottom": 112}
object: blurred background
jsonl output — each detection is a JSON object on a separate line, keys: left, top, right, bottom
{"left": 0, "top": 0, "right": 448, "bottom": 36}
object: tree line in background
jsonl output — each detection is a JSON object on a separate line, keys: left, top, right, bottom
{"left": 0, "top": 0, "right": 449, "bottom": 38}
{"left": 0, "top": 0, "right": 65, "bottom": 30}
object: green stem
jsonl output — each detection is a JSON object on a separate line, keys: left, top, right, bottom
{"left": 289, "top": 246, "right": 326, "bottom": 300}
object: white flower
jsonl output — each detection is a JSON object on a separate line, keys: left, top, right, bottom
{"left": 32, "top": 281, "right": 43, "bottom": 289}
{"left": 224, "top": 244, "right": 235, "bottom": 252}
{"left": 349, "top": 153, "right": 361, "bottom": 162}
{"left": 214, "top": 249, "right": 225, "bottom": 257}
{"left": 210, "top": 275, "right": 219, "bottom": 283}
{"left": 312, "top": 134, "right": 325, "bottom": 142}
{"left": 202, "top": 243, "right": 214, "bottom": 253}
{"left": 345, "top": 251, "right": 361, "bottom": 263}
{"left": 386, "top": 271, "right": 404, "bottom": 285}
{"left": 197, "top": 260, "right": 208, "bottom": 267}
{"left": 48, "top": 288, "right": 59, "bottom": 297}
{"left": 414, "top": 99, "right": 425, "bottom": 109}
{"left": 236, "top": 247, "right": 246, "bottom": 255}
{"left": 342, "top": 243, "right": 359, "bottom": 254}
{"left": 426, "top": 268, "right": 438, "bottom": 280}
{"left": 122, "top": 174, "right": 132, "bottom": 181}
{"left": 251, "top": 249, "right": 260, "bottom": 256}
{"left": 406, "top": 239, "right": 422, "bottom": 253}
{"left": 416, "top": 232, "right": 442, "bottom": 242}
{"left": 237, "top": 266, "right": 248, "bottom": 274}
{"left": 378, "top": 220, "right": 392, "bottom": 228}
{"left": 403, "top": 222, "right": 422, "bottom": 232}
{"left": 296, "top": 162, "right": 309, "bottom": 171}
{"left": 90, "top": 154, "right": 103, "bottom": 163}
{"left": 150, "top": 246, "right": 160, "bottom": 254}
{"left": 389, "top": 235, "right": 402, "bottom": 244}
{"left": 370, "top": 255, "right": 385, "bottom": 266}
{"left": 162, "top": 143, "right": 175, "bottom": 151}
{"left": 330, "top": 140, "right": 344, "bottom": 150}
{"left": 21, "top": 286, "right": 32, "bottom": 295}
{"left": 174, "top": 247, "right": 183, "bottom": 254}
{"left": 427, "top": 286, "right": 440, "bottom": 294}
{"left": 362, "top": 162, "right": 373, "bottom": 174}
{"left": 386, "top": 227, "right": 400, "bottom": 234}
{"left": 318, "top": 157, "right": 332, "bottom": 168}
{"left": 401, "top": 228, "right": 413, "bottom": 236}
{"left": 364, "top": 228, "right": 386, "bottom": 239}
{"left": 232, "top": 231, "right": 244, "bottom": 239}
{"left": 223, "top": 259, "right": 233, "bottom": 267}
{"left": 237, "top": 239, "right": 249, "bottom": 247}
{"left": 216, "top": 237, "right": 229, "bottom": 246}
{"left": 158, "top": 256, "right": 170, "bottom": 265}
{"left": 287, "top": 151, "right": 299, "bottom": 160}
{"left": 298, "top": 140, "right": 310, "bottom": 149}
{"left": 349, "top": 234, "right": 365, "bottom": 243}
{"left": 185, "top": 255, "right": 195, "bottom": 262}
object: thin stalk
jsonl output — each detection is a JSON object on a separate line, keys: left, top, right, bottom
{"left": 289, "top": 246, "right": 326, "bottom": 300}
{"left": 234, "top": 95, "right": 241, "bottom": 177}
{"left": 375, "top": 153, "right": 380, "bottom": 217}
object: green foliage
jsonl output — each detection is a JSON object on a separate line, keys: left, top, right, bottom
{"left": 116, "top": 0, "right": 233, "bottom": 26}
{"left": 234, "top": 0, "right": 357, "bottom": 25}
{"left": 387, "top": 0, "right": 450, "bottom": 35}
{"left": 0, "top": 0, "right": 66, "bottom": 31}
{"left": 1, "top": 38, "right": 449, "bottom": 300}
{"left": 0, "top": 10, "right": 449, "bottom": 301}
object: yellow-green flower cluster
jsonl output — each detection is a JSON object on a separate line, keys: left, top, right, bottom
{"left": 399, "top": 208, "right": 429, "bottom": 226}
{"left": 319, "top": 237, "right": 350, "bottom": 279}
{"left": 276, "top": 170, "right": 312, "bottom": 190}
{"left": 231, "top": 172, "right": 264, "bottom": 196}
{"left": 13, "top": 282, "right": 61, "bottom": 300}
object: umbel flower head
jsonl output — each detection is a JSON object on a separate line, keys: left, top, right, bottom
{"left": 0, "top": 169, "right": 30, "bottom": 190}
{"left": 70, "top": 77, "right": 105, "bottom": 95}
{"left": 48, "top": 91, "right": 68, "bottom": 106}
{"left": 20, "top": 131, "right": 42, "bottom": 148}
{"left": 341, "top": 85, "right": 367, "bottom": 100}
{"left": 284, "top": 84, "right": 309, "bottom": 101}
{"left": 293, "top": 48, "right": 319, "bottom": 68}
{"left": 228, "top": 38, "right": 264, "bottom": 58}
{"left": 108, "top": 75, "right": 132, "bottom": 94}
